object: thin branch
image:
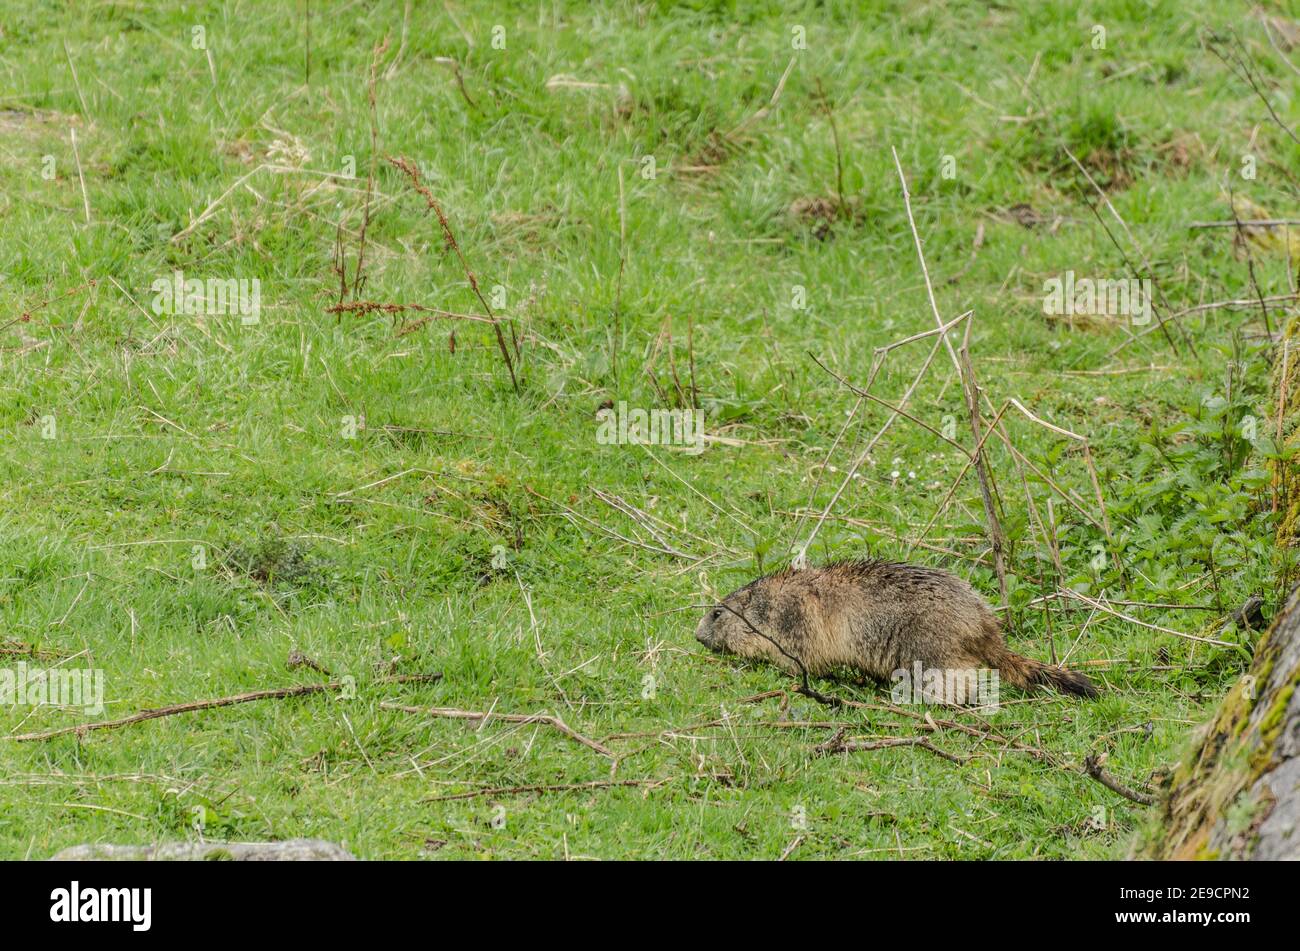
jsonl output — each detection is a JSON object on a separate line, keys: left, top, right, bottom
{"left": 424, "top": 778, "right": 665, "bottom": 802}
{"left": 815, "top": 732, "right": 968, "bottom": 765}
{"left": 1205, "top": 29, "right": 1300, "bottom": 145}
{"left": 891, "top": 146, "right": 962, "bottom": 375}
{"left": 1084, "top": 754, "right": 1155, "bottom": 805}
{"left": 8, "top": 673, "right": 441, "bottom": 742}
{"left": 1061, "top": 588, "right": 1233, "bottom": 647}
{"left": 808, "top": 351, "right": 972, "bottom": 458}
{"left": 1063, "top": 147, "right": 1188, "bottom": 356}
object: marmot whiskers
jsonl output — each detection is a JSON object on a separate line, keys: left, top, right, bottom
{"left": 695, "top": 560, "right": 1096, "bottom": 700}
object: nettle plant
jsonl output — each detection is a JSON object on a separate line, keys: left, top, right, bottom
{"left": 1113, "top": 343, "right": 1283, "bottom": 638}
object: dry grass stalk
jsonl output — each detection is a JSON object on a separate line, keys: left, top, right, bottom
{"left": 959, "top": 347, "right": 1010, "bottom": 605}
{"left": 384, "top": 154, "right": 520, "bottom": 392}
{"left": 380, "top": 702, "right": 612, "bottom": 757}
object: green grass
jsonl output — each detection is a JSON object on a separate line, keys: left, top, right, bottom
{"left": 1, "top": 0, "right": 1298, "bottom": 859}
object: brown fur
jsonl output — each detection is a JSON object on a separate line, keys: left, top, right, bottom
{"left": 695, "top": 560, "right": 1096, "bottom": 700}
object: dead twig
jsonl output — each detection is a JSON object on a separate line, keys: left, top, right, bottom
{"left": 1205, "top": 29, "right": 1300, "bottom": 146}
{"left": 797, "top": 335, "right": 947, "bottom": 559}
{"left": 1004, "top": 398, "right": 1123, "bottom": 580}
{"left": 1063, "top": 146, "right": 1190, "bottom": 357}
{"left": 1084, "top": 753, "right": 1155, "bottom": 805}
{"left": 767, "top": 683, "right": 1153, "bottom": 806}
{"left": 6, "top": 673, "right": 442, "bottom": 742}
{"left": 1190, "top": 218, "right": 1300, "bottom": 228}
{"left": 286, "top": 649, "right": 332, "bottom": 676}
{"left": 8, "top": 685, "right": 342, "bottom": 742}
{"left": 1060, "top": 589, "right": 1233, "bottom": 647}
{"left": 891, "top": 146, "right": 962, "bottom": 374}
{"left": 906, "top": 399, "right": 1012, "bottom": 558}
{"left": 423, "top": 778, "right": 666, "bottom": 802}
{"left": 815, "top": 732, "right": 969, "bottom": 765}
{"left": 0, "top": 279, "right": 98, "bottom": 336}
{"left": 807, "top": 352, "right": 971, "bottom": 457}
{"left": 434, "top": 56, "right": 480, "bottom": 113}
{"left": 813, "top": 78, "right": 849, "bottom": 220}
{"left": 1227, "top": 178, "right": 1275, "bottom": 337}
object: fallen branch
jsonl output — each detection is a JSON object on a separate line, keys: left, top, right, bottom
{"left": 1227, "top": 178, "right": 1275, "bottom": 337}
{"left": 1105, "top": 293, "right": 1299, "bottom": 359}
{"left": 1005, "top": 397, "right": 1123, "bottom": 579}
{"left": 0, "top": 279, "right": 98, "bottom": 336}
{"left": 906, "top": 399, "right": 1013, "bottom": 558}
{"left": 1061, "top": 588, "right": 1233, "bottom": 647}
{"left": 815, "top": 731, "right": 968, "bottom": 765}
{"left": 6, "top": 673, "right": 443, "bottom": 742}
{"left": 9, "top": 685, "right": 338, "bottom": 742}
{"left": 1190, "top": 218, "right": 1300, "bottom": 229}
{"left": 423, "top": 778, "right": 666, "bottom": 802}
{"left": 592, "top": 488, "right": 701, "bottom": 560}
{"left": 789, "top": 309, "right": 973, "bottom": 557}
{"left": 891, "top": 146, "right": 963, "bottom": 375}
{"left": 776, "top": 682, "right": 1155, "bottom": 805}
{"left": 779, "top": 835, "right": 804, "bottom": 861}
{"left": 1085, "top": 753, "right": 1155, "bottom": 805}
{"left": 797, "top": 335, "right": 949, "bottom": 557}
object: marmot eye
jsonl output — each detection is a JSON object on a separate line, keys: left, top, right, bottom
{"left": 711, "top": 608, "right": 723, "bottom": 621}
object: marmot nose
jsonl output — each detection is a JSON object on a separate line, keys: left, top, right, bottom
{"left": 695, "top": 624, "right": 713, "bottom": 646}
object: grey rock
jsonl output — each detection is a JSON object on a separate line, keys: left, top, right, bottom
{"left": 50, "top": 838, "right": 356, "bottom": 861}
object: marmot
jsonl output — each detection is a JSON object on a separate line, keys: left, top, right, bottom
{"left": 695, "top": 560, "right": 1096, "bottom": 700}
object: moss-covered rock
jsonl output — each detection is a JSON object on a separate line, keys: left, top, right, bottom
{"left": 1273, "top": 315, "right": 1300, "bottom": 548}
{"left": 1137, "top": 331, "right": 1300, "bottom": 859}
{"left": 1136, "top": 568, "right": 1300, "bottom": 859}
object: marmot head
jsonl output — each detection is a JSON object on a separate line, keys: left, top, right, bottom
{"left": 695, "top": 580, "right": 782, "bottom": 663}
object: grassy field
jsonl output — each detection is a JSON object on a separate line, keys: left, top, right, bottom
{"left": 2, "top": 0, "right": 1298, "bottom": 860}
